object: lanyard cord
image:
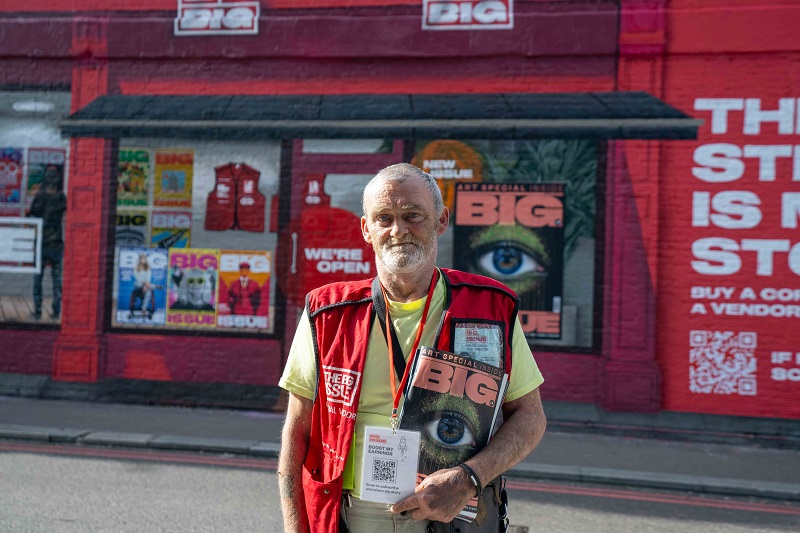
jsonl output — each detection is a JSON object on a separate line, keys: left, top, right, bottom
{"left": 382, "top": 270, "right": 438, "bottom": 430}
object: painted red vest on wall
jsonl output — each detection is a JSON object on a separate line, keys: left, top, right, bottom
{"left": 235, "top": 166, "right": 265, "bottom": 232}
{"left": 204, "top": 163, "right": 265, "bottom": 232}
{"left": 302, "top": 268, "right": 518, "bottom": 532}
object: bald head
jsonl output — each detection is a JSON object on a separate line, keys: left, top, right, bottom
{"left": 362, "top": 163, "right": 444, "bottom": 217}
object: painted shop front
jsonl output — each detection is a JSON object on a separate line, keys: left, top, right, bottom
{"left": 1, "top": 1, "right": 796, "bottom": 422}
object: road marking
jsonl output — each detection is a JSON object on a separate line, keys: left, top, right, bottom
{"left": 2, "top": 441, "right": 798, "bottom": 517}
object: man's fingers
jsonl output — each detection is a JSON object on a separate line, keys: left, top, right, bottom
{"left": 389, "top": 494, "right": 421, "bottom": 515}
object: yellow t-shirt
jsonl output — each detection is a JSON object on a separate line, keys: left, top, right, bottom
{"left": 278, "top": 274, "right": 544, "bottom": 498}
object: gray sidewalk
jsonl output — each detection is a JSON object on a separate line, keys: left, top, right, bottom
{"left": 1, "top": 395, "right": 799, "bottom": 502}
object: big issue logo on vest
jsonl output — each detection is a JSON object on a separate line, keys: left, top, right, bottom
{"left": 205, "top": 163, "right": 266, "bottom": 232}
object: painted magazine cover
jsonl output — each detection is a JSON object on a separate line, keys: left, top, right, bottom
{"left": 26, "top": 148, "right": 66, "bottom": 208}
{"left": 0, "top": 148, "right": 23, "bottom": 209}
{"left": 117, "top": 148, "right": 150, "bottom": 206}
{"left": 167, "top": 248, "right": 218, "bottom": 328}
{"left": 151, "top": 210, "right": 191, "bottom": 249}
{"left": 115, "top": 210, "right": 149, "bottom": 248}
{"left": 454, "top": 182, "right": 565, "bottom": 339}
{"left": 398, "top": 346, "right": 508, "bottom": 521}
{"left": 154, "top": 149, "right": 193, "bottom": 207}
{"left": 115, "top": 247, "right": 168, "bottom": 325}
{"left": 217, "top": 250, "right": 271, "bottom": 330}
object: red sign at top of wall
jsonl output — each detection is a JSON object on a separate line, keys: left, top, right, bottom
{"left": 423, "top": 0, "right": 513, "bottom": 30}
{"left": 174, "top": 0, "right": 260, "bottom": 36}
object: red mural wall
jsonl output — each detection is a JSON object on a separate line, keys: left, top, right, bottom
{"left": 659, "top": 1, "right": 800, "bottom": 419}
{"left": 1, "top": 0, "right": 796, "bottom": 419}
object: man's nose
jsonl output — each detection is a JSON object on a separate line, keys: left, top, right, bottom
{"left": 389, "top": 219, "right": 408, "bottom": 238}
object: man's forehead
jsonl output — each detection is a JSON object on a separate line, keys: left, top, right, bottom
{"left": 364, "top": 176, "right": 432, "bottom": 211}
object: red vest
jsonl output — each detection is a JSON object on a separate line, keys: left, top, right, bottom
{"left": 236, "top": 167, "right": 265, "bottom": 232}
{"left": 204, "top": 163, "right": 265, "bottom": 232}
{"left": 302, "top": 269, "right": 519, "bottom": 532}
{"left": 204, "top": 166, "right": 236, "bottom": 231}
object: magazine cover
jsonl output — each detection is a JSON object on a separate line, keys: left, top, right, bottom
{"left": 454, "top": 182, "right": 565, "bottom": 340}
{"left": 411, "top": 139, "right": 484, "bottom": 212}
{"left": 167, "top": 248, "right": 218, "bottom": 328}
{"left": 217, "top": 250, "right": 271, "bottom": 330}
{"left": 154, "top": 149, "right": 193, "bottom": 207}
{"left": 115, "top": 247, "right": 168, "bottom": 325}
{"left": 117, "top": 148, "right": 150, "bottom": 206}
{"left": 26, "top": 148, "right": 66, "bottom": 209}
{"left": 115, "top": 210, "right": 149, "bottom": 247}
{"left": 151, "top": 210, "right": 191, "bottom": 249}
{"left": 0, "top": 148, "right": 23, "bottom": 211}
{"left": 398, "top": 345, "right": 509, "bottom": 521}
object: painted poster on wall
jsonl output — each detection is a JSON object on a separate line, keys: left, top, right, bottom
{"left": 167, "top": 248, "right": 218, "bottom": 328}
{"left": 659, "top": 74, "right": 800, "bottom": 420}
{"left": 276, "top": 174, "right": 376, "bottom": 307}
{"left": 154, "top": 149, "right": 193, "bottom": 207}
{"left": 115, "top": 247, "right": 168, "bottom": 324}
{"left": 115, "top": 210, "right": 149, "bottom": 248}
{"left": 117, "top": 148, "right": 150, "bottom": 207}
{"left": 151, "top": 210, "right": 191, "bottom": 249}
{"left": 0, "top": 148, "right": 24, "bottom": 211}
{"left": 454, "top": 182, "right": 565, "bottom": 339}
{"left": 0, "top": 217, "right": 41, "bottom": 273}
{"left": 412, "top": 140, "right": 483, "bottom": 212}
{"left": 217, "top": 250, "right": 271, "bottom": 329}
{"left": 26, "top": 148, "right": 67, "bottom": 209}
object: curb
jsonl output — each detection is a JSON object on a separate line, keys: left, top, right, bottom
{"left": 2, "top": 424, "right": 799, "bottom": 502}
{"left": 508, "top": 462, "right": 800, "bottom": 502}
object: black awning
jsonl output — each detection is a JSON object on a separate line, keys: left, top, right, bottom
{"left": 60, "top": 92, "right": 701, "bottom": 140}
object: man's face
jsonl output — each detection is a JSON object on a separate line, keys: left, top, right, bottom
{"left": 361, "top": 175, "right": 448, "bottom": 274}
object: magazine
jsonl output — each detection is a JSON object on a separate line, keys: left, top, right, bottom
{"left": 398, "top": 345, "right": 509, "bottom": 521}
{"left": 453, "top": 182, "right": 565, "bottom": 340}
{"left": 115, "top": 247, "right": 168, "bottom": 325}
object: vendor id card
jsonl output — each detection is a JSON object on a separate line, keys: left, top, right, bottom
{"left": 359, "top": 426, "right": 420, "bottom": 504}
{"left": 453, "top": 321, "right": 503, "bottom": 366}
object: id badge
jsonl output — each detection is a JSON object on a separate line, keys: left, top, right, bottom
{"left": 453, "top": 321, "right": 503, "bottom": 367}
{"left": 358, "top": 426, "right": 420, "bottom": 504}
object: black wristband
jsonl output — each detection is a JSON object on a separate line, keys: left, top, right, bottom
{"left": 457, "top": 463, "right": 482, "bottom": 498}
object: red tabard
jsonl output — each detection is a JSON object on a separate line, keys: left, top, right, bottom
{"left": 204, "top": 163, "right": 265, "bottom": 232}
{"left": 235, "top": 167, "right": 266, "bottom": 232}
{"left": 204, "top": 166, "right": 237, "bottom": 231}
{"left": 302, "top": 269, "right": 518, "bottom": 532}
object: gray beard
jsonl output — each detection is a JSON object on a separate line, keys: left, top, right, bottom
{"left": 377, "top": 240, "right": 434, "bottom": 273}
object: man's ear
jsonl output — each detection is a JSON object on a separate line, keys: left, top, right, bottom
{"left": 437, "top": 207, "right": 450, "bottom": 235}
{"left": 361, "top": 216, "right": 372, "bottom": 243}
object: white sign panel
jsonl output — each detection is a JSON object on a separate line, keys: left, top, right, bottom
{"left": 0, "top": 217, "right": 42, "bottom": 273}
{"left": 422, "top": 0, "right": 514, "bottom": 30}
{"left": 175, "top": 0, "right": 260, "bottom": 36}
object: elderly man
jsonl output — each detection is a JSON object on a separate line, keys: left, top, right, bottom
{"left": 278, "top": 163, "right": 546, "bottom": 532}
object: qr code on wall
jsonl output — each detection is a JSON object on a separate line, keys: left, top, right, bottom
{"left": 371, "top": 458, "right": 397, "bottom": 483}
{"left": 689, "top": 331, "right": 757, "bottom": 396}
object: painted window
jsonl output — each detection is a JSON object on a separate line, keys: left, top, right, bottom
{"left": 0, "top": 91, "right": 71, "bottom": 326}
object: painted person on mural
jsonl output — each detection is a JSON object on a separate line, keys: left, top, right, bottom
{"left": 278, "top": 163, "right": 546, "bottom": 532}
{"left": 27, "top": 167, "right": 66, "bottom": 321}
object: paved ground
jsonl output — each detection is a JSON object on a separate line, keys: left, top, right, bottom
{"left": 1, "top": 395, "right": 798, "bottom": 501}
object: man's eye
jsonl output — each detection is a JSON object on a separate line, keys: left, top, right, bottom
{"left": 476, "top": 243, "right": 546, "bottom": 279}
{"left": 423, "top": 412, "right": 476, "bottom": 447}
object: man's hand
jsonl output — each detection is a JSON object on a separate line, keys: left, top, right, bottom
{"left": 389, "top": 466, "right": 474, "bottom": 522}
